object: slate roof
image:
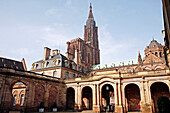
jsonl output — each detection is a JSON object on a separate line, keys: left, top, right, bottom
{"left": 32, "top": 53, "right": 76, "bottom": 70}
{"left": 0, "top": 57, "right": 24, "bottom": 70}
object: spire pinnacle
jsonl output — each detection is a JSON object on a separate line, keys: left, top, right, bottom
{"left": 88, "top": 3, "right": 93, "bottom": 18}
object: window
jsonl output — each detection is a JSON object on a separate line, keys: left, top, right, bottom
{"left": 73, "top": 74, "right": 76, "bottom": 78}
{"left": 155, "top": 52, "right": 158, "bottom": 57}
{"left": 13, "top": 95, "right": 17, "bottom": 106}
{"left": 88, "top": 53, "right": 90, "bottom": 63}
{"left": 72, "top": 64, "right": 75, "bottom": 69}
{"left": 66, "top": 72, "right": 69, "bottom": 78}
{"left": 66, "top": 62, "right": 68, "bottom": 67}
{"left": 46, "top": 62, "right": 49, "bottom": 67}
{"left": 53, "top": 71, "right": 57, "bottom": 77}
{"left": 160, "top": 52, "right": 162, "bottom": 57}
{"left": 36, "top": 64, "right": 38, "bottom": 69}
{"left": 20, "top": 94, "right": 24, "bottom": 106}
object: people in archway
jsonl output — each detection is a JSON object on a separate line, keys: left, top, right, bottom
{"left": 138, "top": 103, "right": 141, "bottom": 112}
{"left": 102, "top": 98, "right": 107, "bottom": 111}
{"left": 110, "top": 91, "right": 115, "bottom": 112}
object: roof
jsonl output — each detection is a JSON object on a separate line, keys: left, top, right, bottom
{"left": 91, "top": 59, "right": 138, "bottom": 70}
{"left": 148, "top": 39, "right": 161, "bottom": 48}
{"left": 0, "top": 57, "right": 24, "bottom": 70}
{"left": 32, "top": 53, "right": 76, "bottom": 70}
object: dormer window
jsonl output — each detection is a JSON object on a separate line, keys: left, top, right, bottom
{"left": 66, "top": 62, "right": 68, "bottom": 67}
{"left": 36, "top": 64, "right": 38, "bottom": 69}
{"left": 58, "top": 60, "right": 61, "bottom": 65}
{"left": 46, "top": 62, "right": 49, "bottom": 67}
{"left": 73, "top": 74, "right": 76, "bottom": 78}
{"left": 65, "top": 60, "right": 69, "bottom": 67}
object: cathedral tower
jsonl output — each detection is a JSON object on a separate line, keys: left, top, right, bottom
{"left": 66, "top": 4, "right": 100, "bottom": 73}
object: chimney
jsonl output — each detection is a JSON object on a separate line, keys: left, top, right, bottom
{"left": 52, "top": 49, "right": 58, "bottom": 56}
{"left": 74, "top": 49, "right": 79, "bottom": 64}
{"left": 21, "top": 58, "right": 27, "bottom": 71}
{"left": 43, "top": 47, "right": 51, "bottom": 61}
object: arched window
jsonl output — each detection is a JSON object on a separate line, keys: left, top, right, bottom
{"left": 46, "top": 62, "right": 49, "bottom": 67}
{"left": 13, "top": 95, "right": 17, "bottom": 106}
{"left": 155, "top": 52, "right": 158, "bottom": 57}
{"left": 20, "top": 94, "right": 24, "bottom": 106}
{"left": 160, "top": 52, "right": 162, "bottom": 57}
{"left": 53, "top": 71, "right": 57, "bottom": 77}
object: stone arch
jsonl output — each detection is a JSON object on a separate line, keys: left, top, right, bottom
{"left": 10, "top": 80, "right": 28, "bottom": 90}
{"left": 143, "top": 66, "right": 152, "bottom": 71}
{"left": 150, "top": 82, "right": 170, "bottom": 113}
{"left": 66, "top": 87, "right": 75, "bottom": 110}
{"left": 34, "top": 84, "right": 45, "bottom": 110}
{"left": 101, "top": 83, "right": 115, "bottom": 112}
{"left": 10, "top": 81, "right": 27, "bottom": 111}
{"left": 125, "top": 83, "right": 141, "bottom": 112}
{"left": 100, "top": 81, "right": 115, "bottom": 91}
{"left": 154, "top": 65, "right": 164, "bottom": 70}
{"left": 82, "top": 86, "right": 93, "bottom": 110}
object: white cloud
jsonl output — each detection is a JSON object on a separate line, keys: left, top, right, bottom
{"left": 65, "top": 0, "right": 72, "bottom": 6}
{"left": 99, "top": 25, "right": 139, "bottom": 64}
{"left": 45, "top": 8, "right": 61, "bottom": 16}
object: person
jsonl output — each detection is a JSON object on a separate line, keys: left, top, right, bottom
{"left": 138, "top": 104, "right": 141, "bottom": 112}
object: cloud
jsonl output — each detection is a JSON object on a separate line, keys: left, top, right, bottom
{"left": 99, "top": 25, "right": 138, "bottom": 64}
{"left": 45, "top": 8, "right": 61, "bottom": 16}
{"left": 65, "top": 0, "right": 72, "bottom": 6}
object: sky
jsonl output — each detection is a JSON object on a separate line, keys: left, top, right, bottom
{"left": 0, "top": 0, "right": 164, "bottom": 70}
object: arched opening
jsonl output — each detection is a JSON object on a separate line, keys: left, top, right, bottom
{"left": 159, "top": 52, "right": 162, "bottom": 57}
{"left": 48, "top": 87, "right": 58, "bottom": 110}
{"left": 34, "top": 84, "right": 45, "bottom": 111}
{"left": 155, "top": 52, "right": 158, "bottom": 57}
{"left": 11, "top": 82, "right": 27, "bottom": 111}
{"left": 66, "top": 87, "right": 75, "bottom": 110}
{"left": 82, "top": 86, "right": 92, "bottom": 110}
{"left": 151, "top": 82, "right": 170, "bottom": 113}
{"left": 101, "top": 84, "right": 115, "bottom": 112}
{"left": 125, "top": 84, "right": 141, "bottom": 112}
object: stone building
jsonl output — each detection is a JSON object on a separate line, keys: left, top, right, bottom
{"left": 65, "top": 39, "right": 169, "bottom": 113}
{"left": 31, "top": 47, "right": 85, "bottom": 79}
{"left": 0, "top": 57, "right": 67, "bottom": 113}
{"left": 0, "top": 3, "right": 170, "bottom": 113}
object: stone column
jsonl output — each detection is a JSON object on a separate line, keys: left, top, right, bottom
{"left": 77, "top": 85, "right": 82, "bottom": 110}
{"left": 115, "top": 80, "right": 123, "bottom": 113}
{"left": 74, "top": 86, "right": 78, "bottom": 110}
{"left": 141, "top": 81, "right": 153, "bottom": 113}
{"left": 93, "top": 84, "right": 100, "bottom": 112}
{"left": 44, "top": 85, "right": 49, "bottom": 111}
{"left": 114, "top": 83, "right": 118, "bottom": 106}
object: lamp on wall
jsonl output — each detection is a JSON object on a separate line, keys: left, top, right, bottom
{"left": 106, "top": 85, "right": 109, "bottom": 90}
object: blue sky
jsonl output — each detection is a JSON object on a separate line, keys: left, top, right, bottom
{"left": 0, "top": 0, "right": 164, "bottom": 70}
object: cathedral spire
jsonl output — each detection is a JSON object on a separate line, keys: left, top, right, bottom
{"left": 138, "top": 51, "right": 142, "bottom": 65}
{"left": 88, "top": 3, "right": 94, "bottom": 18}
